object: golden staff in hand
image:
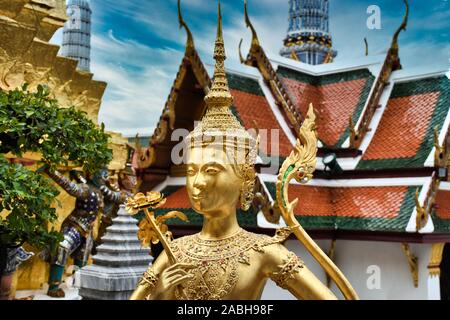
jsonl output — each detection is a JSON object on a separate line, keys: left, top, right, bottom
{"left": 125, "top": 191, "right": 189, "bottom": 296}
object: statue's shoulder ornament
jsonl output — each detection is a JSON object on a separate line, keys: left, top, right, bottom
{"left": 236, "top": 228, "right": 292, "bottom": 265}
{"left": 249, "top": 227, "right": 292, "bottom": 252}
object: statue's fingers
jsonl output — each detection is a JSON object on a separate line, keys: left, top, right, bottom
{"left": 165, "top": 262, "right": 182, "bottom": 272}
{"left": 165, "top": 268, "right": 189, "bottom": 278}
{"left": 166, "top": 271, "right": 190, "bottom": 283}
{"left": 166, "top": 262, "right": 196, "bottom": 272}
{"left": 170, "top": 275, "right": 193, "bottom": 287}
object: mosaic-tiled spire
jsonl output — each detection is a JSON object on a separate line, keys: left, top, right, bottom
{"left": 61, "top": 0, "right": 91, "bottom": 72}
{"left": 280, "top": 0, "right": 337, "bottom": 65}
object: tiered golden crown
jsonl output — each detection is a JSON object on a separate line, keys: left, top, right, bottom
{"left": 187, "top": 2, "right": 258, "bottom": 166}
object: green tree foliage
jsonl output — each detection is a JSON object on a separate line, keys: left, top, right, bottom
{"left": 0, "top": 84, "right": 112, "bottom": 174}
{"left": 0, "top": 84, "right": 113, "bottom": 250}
{"left": 0, "top": 155, "right": 61, "bottom": 249}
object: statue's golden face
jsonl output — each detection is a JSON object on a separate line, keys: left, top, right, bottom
{"left": 186, "top": 146, "right": 242, "bottom": 218}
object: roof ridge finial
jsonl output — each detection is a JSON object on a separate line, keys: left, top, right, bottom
{"left": 178, "top": 0, "right": 195, "bottom": 53}
{"left": 244, "top": 0, "right": 260, "bottom": 48}
{"left": 204, "top": 0, "right": 233, "bottom": 109}
{"left": 391, "top": 0, "right": 409, "bottom": 51}
{"left": 388, "top": 0, "right": 409, "bottom": 71}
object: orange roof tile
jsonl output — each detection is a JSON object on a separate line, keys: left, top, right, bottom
{"left": 163, "top": 184, "right": 409, "bottom": 220}
{"left": 280, "top": 77, "right": 369, "bottom": 147}
{"left": 434, "top": 189, "right": 450, "bottom": 220}
{"left": 333, "top": 187, "right": 407, "bottom": 218}
{"left": 231, "top": 89, "right": 293, "bottom": 157}
{"left": 287, "top": 185, "right": 333, "bottom": 216}
{"left": 288, "top": 185, "right": 409, "bottom": 219}
{"left": 363, "top": 92, "right": 440, "bottom": 161}
{"left": 161, "top": 186, "right": 191, "bottom": 209}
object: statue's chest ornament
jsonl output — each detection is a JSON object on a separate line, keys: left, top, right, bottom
{"left": 172, "top": 228, "right": 291, "bottom": 300}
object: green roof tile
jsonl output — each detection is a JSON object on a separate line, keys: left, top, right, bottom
{"left": 277, "top": 66, "right": 373, "bottom": 86}
{"left": 357, "top": 76, "right": 450, "bottom": 170}
{"left": 265, "top": 182, "right": 417, "bottom": 232}
{"left": 226, "top": 73, "right": 264, "bottom": 96}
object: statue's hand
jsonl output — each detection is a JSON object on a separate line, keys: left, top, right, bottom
{"left": 153, "top": 263, "right": 196, "bottom": 300}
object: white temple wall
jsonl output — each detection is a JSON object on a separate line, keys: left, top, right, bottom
{"left": 261, "top": 239, "right": 436, "bottom": 300}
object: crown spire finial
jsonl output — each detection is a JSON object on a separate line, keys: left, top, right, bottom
{"left": 186, "top": 0, "right": 258, "bottom": 193}
{"left": 204, "top": 0, "right": 233, "bottom": 109}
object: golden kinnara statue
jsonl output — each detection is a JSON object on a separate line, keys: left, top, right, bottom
{"left": 130, "top": 2, "right": 357, "bottom": 300}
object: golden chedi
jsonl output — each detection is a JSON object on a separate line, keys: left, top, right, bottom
{"left": 130, "top": 3, "right": 337, "bottom": 300}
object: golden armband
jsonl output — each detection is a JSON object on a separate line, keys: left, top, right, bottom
{"left": 270, "top": 252, "right": 305, "bottom": 289}
{"left": 136, "top": 269, "right": 158, "bottom": 300}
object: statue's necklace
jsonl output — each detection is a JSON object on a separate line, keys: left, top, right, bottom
{"left": 172, "top": 228, "right": 256, "bottom": 300}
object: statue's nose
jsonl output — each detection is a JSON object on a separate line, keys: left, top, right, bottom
{"left": 193, "top": 173, "right": 207, "bottom": 190}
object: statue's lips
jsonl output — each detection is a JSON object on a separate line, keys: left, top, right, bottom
{"left": 191, "top": 194, "right": 205, "bottom": 201}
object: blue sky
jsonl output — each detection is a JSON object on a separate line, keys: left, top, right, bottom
{"left": 51, "top": 0, "right": 450, "bottom": 136}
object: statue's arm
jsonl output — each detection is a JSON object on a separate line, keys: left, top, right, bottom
{"left": 45, "top": 168, "right": 87, "bottom": 198}
{"left": 99, "top": 184, "right": 127, "bottom": 204}
{"left": 265, "top": 244, "right": 337, "bottom": 300}
{"left": 130, "top": 251, "right": 168, "bottom": 300}
{"left": 129, "top": 268, "right": 158, "bottom": 300}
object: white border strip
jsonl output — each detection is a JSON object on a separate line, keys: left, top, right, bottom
{"left": 342, "top": 79, "right": 395, "bottom": 169}
{"left": 258, "top": 78, "right": 297, "bottom": 146}
{"left": 257, "top": 175, "right": 274, "bottom": 202}
{"left": 439, "top": 182, "right": 450, "bottom": 191}
{"left": 424, "top": 105, "right": 450, "bottom": 167}
{"left": 225, "top": 65, "right": 261, "bottom": 80}
{"left": 391, "top": 69, "right": 447, "bottom": 83}
{"left": 268, "top": 51, "right": 387, "bottom": 169}
{"left": 357, "top": 80, "right": 394, "bottom": 153}
{"left": 268, "top": 53, "right": 384, "bottom": 76}
{"left": 158, "top": 176, "right": 187, "bottom": 187}
{"left": 405, "top": 176, "right": 435, "bottom": 234}
{"left": 257, "top": 210, "right": 287, "bottom": 229}
{"left": 259, "top": 174, "right": 428, "bottom": 187}
{"left": 258, "top": 174, "right": 434, "bottom": 232}
{"left": 152, "top": 177, "right": 168, "bottom": 192}
{"left": 341, "top": 69, "right": 393, "bottom": 147}
{"left": 222, "top": 65, "right": 298, "bottom": 148}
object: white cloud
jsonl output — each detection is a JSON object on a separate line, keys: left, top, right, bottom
{"left": 91, "top": 31, "right": 184, "bottom": 134}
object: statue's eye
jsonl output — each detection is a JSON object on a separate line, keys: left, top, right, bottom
{"left": 205, "top": 167, "right": 219, "bottom": 175}
{"left": 186, "top": 168, "right": 196, "bottom": 176}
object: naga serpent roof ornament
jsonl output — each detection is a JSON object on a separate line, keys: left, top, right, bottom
{"left": 276, "top": 104, "right": 359, "bottom": 300}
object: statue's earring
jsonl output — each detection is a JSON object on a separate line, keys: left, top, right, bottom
{"left": 240, "top": 178, "right": 255, "bottom": 211}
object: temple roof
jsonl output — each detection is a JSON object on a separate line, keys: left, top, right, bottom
{"left": 358, "top": 75, "right": 449, "bottom": 170}
{"left": 277, "top": 66, "right": 375, "bottom": 148}
{"left": 134, "top": 1, "right": 450, "bottom": 241}
{"left": 227, "top": 72, "right": 294, "bottom": 161}
{"left": 265, "top": 182, "right": 416, "bottom": 232}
